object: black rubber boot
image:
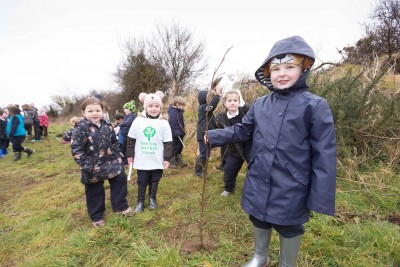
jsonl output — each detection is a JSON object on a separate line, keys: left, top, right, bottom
{"left": 24, "top": 148, "right": 34, "bottom": 157}
{"left": 134, "top": 185, "right": 147, "bottom": 213}
{"left": 149, "top": 182, "right": 159, "bottom": 210}
{"left": 194, "top": 158, "right": 206, "bottom": 177}
{"left": 176, "top": 154, "right": 188, "bottom": 167}
{"left": 13, "top": 152, "right": 22, "bottom": 161}
{"left": 170, "top": 156, "right": 177, "bottom": 169}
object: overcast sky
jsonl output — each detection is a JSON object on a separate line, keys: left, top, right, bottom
{"left": 0, "top": 0, "right": 376, "bottom": 109}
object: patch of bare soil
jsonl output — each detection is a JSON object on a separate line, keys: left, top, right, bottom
{"left": 158, "top": 222, "right": 216, "bottom": 254}
{"left": 336, "top": 212, "right": 400, "bottom": 225}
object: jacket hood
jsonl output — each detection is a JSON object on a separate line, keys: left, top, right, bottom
{"left": 255, "top": 36, "right": 315, "bottom": 91}
{"left": 198, "top": 90, "right": 208, "bottom": 105}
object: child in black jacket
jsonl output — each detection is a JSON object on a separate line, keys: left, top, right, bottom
{"left": 215, "top": 90, "right": 251, "bottom": 196}
{"left": 194, "top": 77, "right": 223, "bottom": 177}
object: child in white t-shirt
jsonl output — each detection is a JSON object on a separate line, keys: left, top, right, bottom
{"left": 126, "top": 91, "right": 173, "bottom": 213}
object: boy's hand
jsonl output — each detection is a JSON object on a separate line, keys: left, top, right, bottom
{"left": 204, "top": 134, "right": 209, "bottom": 144}
{"left": 127, "top": 157, "right": 134, "bottom": 164}
{"left": 215, "top": 83, "right": 222, "bottom": 94}
{"left": 164, "top": 161, "right": 170, "bottom": 169}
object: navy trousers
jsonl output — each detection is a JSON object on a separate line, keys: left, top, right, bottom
{"left": 250, "top": 215, "right": 305, "bottom": 238}
{"left": 85, "top": 172, "right": 129, "bottom": 222}
{"left": 223, "top": 154, "right": 245, "bottom": 192}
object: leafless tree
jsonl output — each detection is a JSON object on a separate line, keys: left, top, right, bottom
{"left": 147, "top": 21, "right": 208, "bottom": 96}
{"left": 365, "top": 0, "right": 400, "bottom": 59}
{"left": 342, "top": 0, "right": 400, "bottom": 71}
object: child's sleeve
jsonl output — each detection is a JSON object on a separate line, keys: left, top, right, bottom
{"left": 63, "top": 128, "right": 74, "bottom": 141}
{"left": 163, "top": 121, "right": 173, "bottom": 160}
{"left": 215, "top": 112, "right": 226, "bottom": 128}
{"left": 206, "top": 94, "right": 221, "bottom": 114}
{"left": 163, "top": 141, "right": 172, "bottom": 161}
{"left": 70, "top": 125, "right": 93, "bottom": 173}
{"left": 8, "top": 118, "right": 19, "bottom": 138}
{"left": 168, "top": 109, "right": 180, "bottom": 137}
{"left": 125, "top": 136, "right": 136, "bottom": 158}
{"left": 306, "top": 99, "right": 337, "bottom": 216}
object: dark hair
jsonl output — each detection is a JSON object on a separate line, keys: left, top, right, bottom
{"left": 114, "top": 113, "right": 124, "bottom": 120}
{"left": 81, "top": 97, "right": 104, "bottom": 111}
{"left": 7, "top": 105, "right": 21, "bottom": 116}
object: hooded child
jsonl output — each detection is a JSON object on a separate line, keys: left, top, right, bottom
{"left": 206, "top": 36, "right": 337, "bottom": 267}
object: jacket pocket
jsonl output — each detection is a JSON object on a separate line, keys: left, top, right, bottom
{"left": 286, "top": 162, "right": 309, "bottom": 186}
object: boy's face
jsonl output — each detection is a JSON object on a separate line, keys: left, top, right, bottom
{"left": 270, "top": 63, "right": 302, "bottom": 90}
{"left": 147, "top": 103, "right": 161, "bottom": 117}
{"left": 115, "top": 118, "right": 124, "bottom": 124}
{"left": 123, "top": 108, "right": 131, "bottom": 115}
{"left": 82, "top": 104, "right": 103, "bottom": 124}
{"left": 224, "top": 94, "right": 240, "bottom": 114}
{"left": 176, "top": 103, "right": 185, "bottom": 109}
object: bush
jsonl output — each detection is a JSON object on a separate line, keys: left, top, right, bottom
{"left": 309, "top": 64, "right": 400, "bottom": 171}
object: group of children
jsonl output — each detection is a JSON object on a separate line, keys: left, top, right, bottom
{"left": 69, "top": 36, "right": 337, "bottom": 267}
{"left": 68, "top": 91, "right": 185, "bottom": 222}
{"left": 0, "top": 102, "right": 50, "bottom": 161}
{"left": 0, "top": 105, "right": 35, "bottom": 161}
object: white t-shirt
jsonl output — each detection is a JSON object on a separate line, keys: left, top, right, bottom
{"left": 127, "top": 116, "right": 172, "bottom": 170}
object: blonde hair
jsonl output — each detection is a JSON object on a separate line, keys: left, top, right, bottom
{"left": 222, "top": 90, "right": 241, "bottom": 102}
{"left": 70, "top": 116, "right": 81, "bottom": 125}
{"left": 172, "top": 96, "right": 186, "bottom": 107}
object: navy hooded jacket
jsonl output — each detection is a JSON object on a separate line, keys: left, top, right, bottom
{"left": 208, "top": 36, "right": 337, "bottom": 225}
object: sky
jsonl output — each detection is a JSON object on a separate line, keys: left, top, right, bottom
{"left": 0, "top": 0, "right": 376, "bottom": 109}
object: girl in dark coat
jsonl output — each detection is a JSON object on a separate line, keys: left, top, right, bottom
{"left": 71, "top": 97, "right": 134, "bottom": 227}
{"left": 207, "top": 36, "right": 337, "bottom": 267}
{"left": 215, "top": 90, "right": 251, "bottom": 196}
{"left": 167, "top": 96, "right": 187, "bottom": 168}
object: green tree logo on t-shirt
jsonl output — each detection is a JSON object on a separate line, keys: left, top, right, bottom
{"left": 143, "top": 126, "right": 156, "bottom": 141}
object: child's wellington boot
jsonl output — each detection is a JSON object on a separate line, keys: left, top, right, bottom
{"left": 194, "top": 158, "right": 206, "bottom": 177}
{"left": 24, "top": 148, "right": 34, "bottom": 157}
{"left": 149, "top": 182, "right": 159, "bottom": 210}
{"left": 13, "top": 152, "right": 22, "bottom": 161}
{"left": 176, "top": 154, "right": 188, "bottom": 167}
{"left": 242, "top": 227, "right": 272, "bottom": 267}
{"left": 134, "top": 185, "right": 147, "bottom": 213}
{"left": 279, "top": 235, "right": 302, "bottom": 267}
{"left": 170, "top": 156, "right": 177, "bottom": 169}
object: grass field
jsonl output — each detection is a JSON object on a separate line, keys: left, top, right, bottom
{"left": 0, "top": 122, "right": 399, "bottom": 266}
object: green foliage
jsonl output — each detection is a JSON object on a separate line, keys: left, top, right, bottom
{"left": 309, "top": 66, "right": 400, "bottom": 170}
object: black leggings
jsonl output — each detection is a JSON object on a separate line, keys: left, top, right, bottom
{"left": 249, "top": 215, "right": 305, "bottom": 238}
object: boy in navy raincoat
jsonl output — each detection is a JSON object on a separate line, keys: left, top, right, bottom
{"left": 206, "top": 36, "right": 337, "bottom": 267}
